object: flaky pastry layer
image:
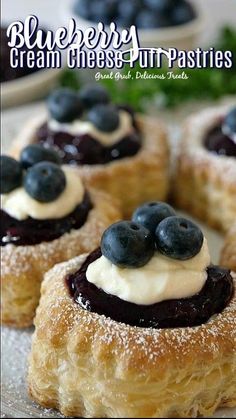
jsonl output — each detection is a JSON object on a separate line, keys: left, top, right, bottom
{"left": 28, "top": 255, "right": 236, "bottom": 418}
{"left": 9, "top": 113, "right": 170, "bottom": 217}
{"left": 1, "top": 190, "right": 121, "bottom": 328}
{"left": 221, "top": 224, "right": 236, "bottom": 272}
{"left": 173, "top": 104, "right": 236, "bottom": 232}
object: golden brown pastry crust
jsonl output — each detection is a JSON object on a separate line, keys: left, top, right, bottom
{"left": 173, "top": 104, "right": 236, "bottom": 232}
{"left": 28, "top": 255, "right": 236, "bottom": 418}
{"left": 221, "top": 224, "right": 236, "bottom": 272}
{"left": 1, "top": 190, "right": 121, "bottom": 328}
{"left": 9, "top": 113, "right": 170, "bottom": 217}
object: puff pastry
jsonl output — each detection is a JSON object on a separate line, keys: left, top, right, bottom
{"left": 173, "top": 104, "right": 236, "bottom": 232}
{"left": 1, "top": 190, "right": 120, "bottom": 328}
{"left": 28, "top": 255, "right": 236, "bottom": 418}
{"left": 10, "top": 113, "right": 170, "bottom": 217}
{"left": 221, "top": 224, "right": 236, "bottom": 273}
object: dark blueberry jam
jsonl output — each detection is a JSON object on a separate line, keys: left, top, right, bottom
{"left": 36, "top": 109, "right": 142, "bottom": 165}
{"left": 1, "top": 192, "right": 92, "bottom": 246}
{"left": 66, "top": 248, "right": 234, "bottom": 329}
{"left": 204, "top": 124, "right": 236, "bottom": 157}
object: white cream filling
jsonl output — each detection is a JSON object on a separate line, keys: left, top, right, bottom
{"left": 1, "top": 166, "right": 84, "bottom": 221}
{"left": 48, "top": 110, "right": 134, "bottom": 146}
{"left": 86, "top": 239, "right": 210, "bottom": 305}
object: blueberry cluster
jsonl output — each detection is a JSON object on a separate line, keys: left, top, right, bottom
{"left": 0, "top": 145, "right": 66, "bottom": 202}
{"left": 73, "top": 0, "right": 196, "bottom": 29}
{"left": 101, "top": 202, "right": 204, "bottom": 268}
{"left": 47, "top": 85, "right": 121, "bottom": 133}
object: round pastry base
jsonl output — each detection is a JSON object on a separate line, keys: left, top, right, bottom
{"left": 27, "top": 250, "right": 235, "bottom": 418}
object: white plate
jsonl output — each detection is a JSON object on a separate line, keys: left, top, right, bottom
{"left": 1, "top": 102, "right": 236, "bottom": 418}
{"left": 1, "top": 68, "right": 62, "bottom": 109}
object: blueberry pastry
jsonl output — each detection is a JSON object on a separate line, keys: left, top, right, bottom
{"left": 221, "top": 223, "right": 236, "bottom": 273}
{"left": 10, "top": 85, "right": 170, "bottom": 217}
{"left": 28, "top": 202, "right": 235, "bottom": 418}
{"left": 173, "top": 104, "right": 236, "bottom": 232}
{"left": 1, "top": 146, "right": 121, "bottom": 328}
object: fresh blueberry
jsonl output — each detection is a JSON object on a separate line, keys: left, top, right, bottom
{"left": 90, "top": 0, "right": 118, "bottom": 23}
{"left": 223, "top": 107, "right": 236, "bottom": 137}
{"left": 0, "top": 155, "right": 23, "bottom": 194}
{"left": 79, "top": 84, "right": 110, "bottom": 109}
{"left": 155, "top": 216, "right": 204, "bottom": 260}
{"left": 114, "top": 16, "right": 134, "bottom": 28}
{"left": 136, "top": 10, "right": 169, "bottom": 28}
{"left": 117, "top": 0, "right": 142, "bottom": 22}
{"left": 143, "top": 0, "right": 173, "bottom": 13}
{"left": 47, "top": 88, "right": 83, "bottom": 123}
{"left": 24, "top": 162, "right": 66, "bottom": 202}
{"left": 170, "top": 0, "right": 196, "bottom": 26}
{"left": 73, "top": 0, "right": 92, "bottom": 20}
{"left": 101, "top": 220, "right": 155, "bottom": 268}
{"left": 20, "top": 144, "right": 61, "bottom": 169}
{"left": 88, "top": 104, "right": 120, "bottom": 132}
{"left": 132, "top": 202, "right": 176, "bottom": 235}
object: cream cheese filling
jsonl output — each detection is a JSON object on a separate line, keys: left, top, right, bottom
{"left": 86, "top": 238, "right": 210, "bottom": 305}
{"left": 48, "top": 110, "right": 134, "bottom": 146}
{"left": 1, "top": 166, "right": 84, "bottom": 221}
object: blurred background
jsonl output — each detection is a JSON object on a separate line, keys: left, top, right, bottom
{"left": 2, "top": 0, "right": 236, "bottom": 45}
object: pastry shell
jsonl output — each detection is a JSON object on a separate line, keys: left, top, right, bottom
{"left": 173, "top": 104, "right": 236, "bottom": 232}
{"left": 221, "top": 224, "right": 236, "bottom": 272}
{"left": 1, "top": 189, "right": 121, "bottom": 328}
{"left": 28, "top": 255, "right": 236, "bottom": 418}
{"left": 10, "top": 113, "right": 170, "bottom": 217}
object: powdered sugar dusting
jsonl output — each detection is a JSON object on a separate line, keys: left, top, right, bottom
{"left": 1, "top": 327, "right": 66, "bottom": 417}
{"left": 43, "top": 252, "right": 236, "bottom": 366}
{"left": 1, "top": 328, "right": 236, "bottom": 418}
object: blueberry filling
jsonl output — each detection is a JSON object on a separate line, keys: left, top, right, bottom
{"left": 66, "top": 248, "right": 234, "bottom": 329}
{"left": 36, "top": 114, "right": 142, "bottom": 165}
{"left": 204, "top": 123, "right": 236, "bottom": 157}
{"left": 1, "top": 192, "right": 92, "bottom": 246}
